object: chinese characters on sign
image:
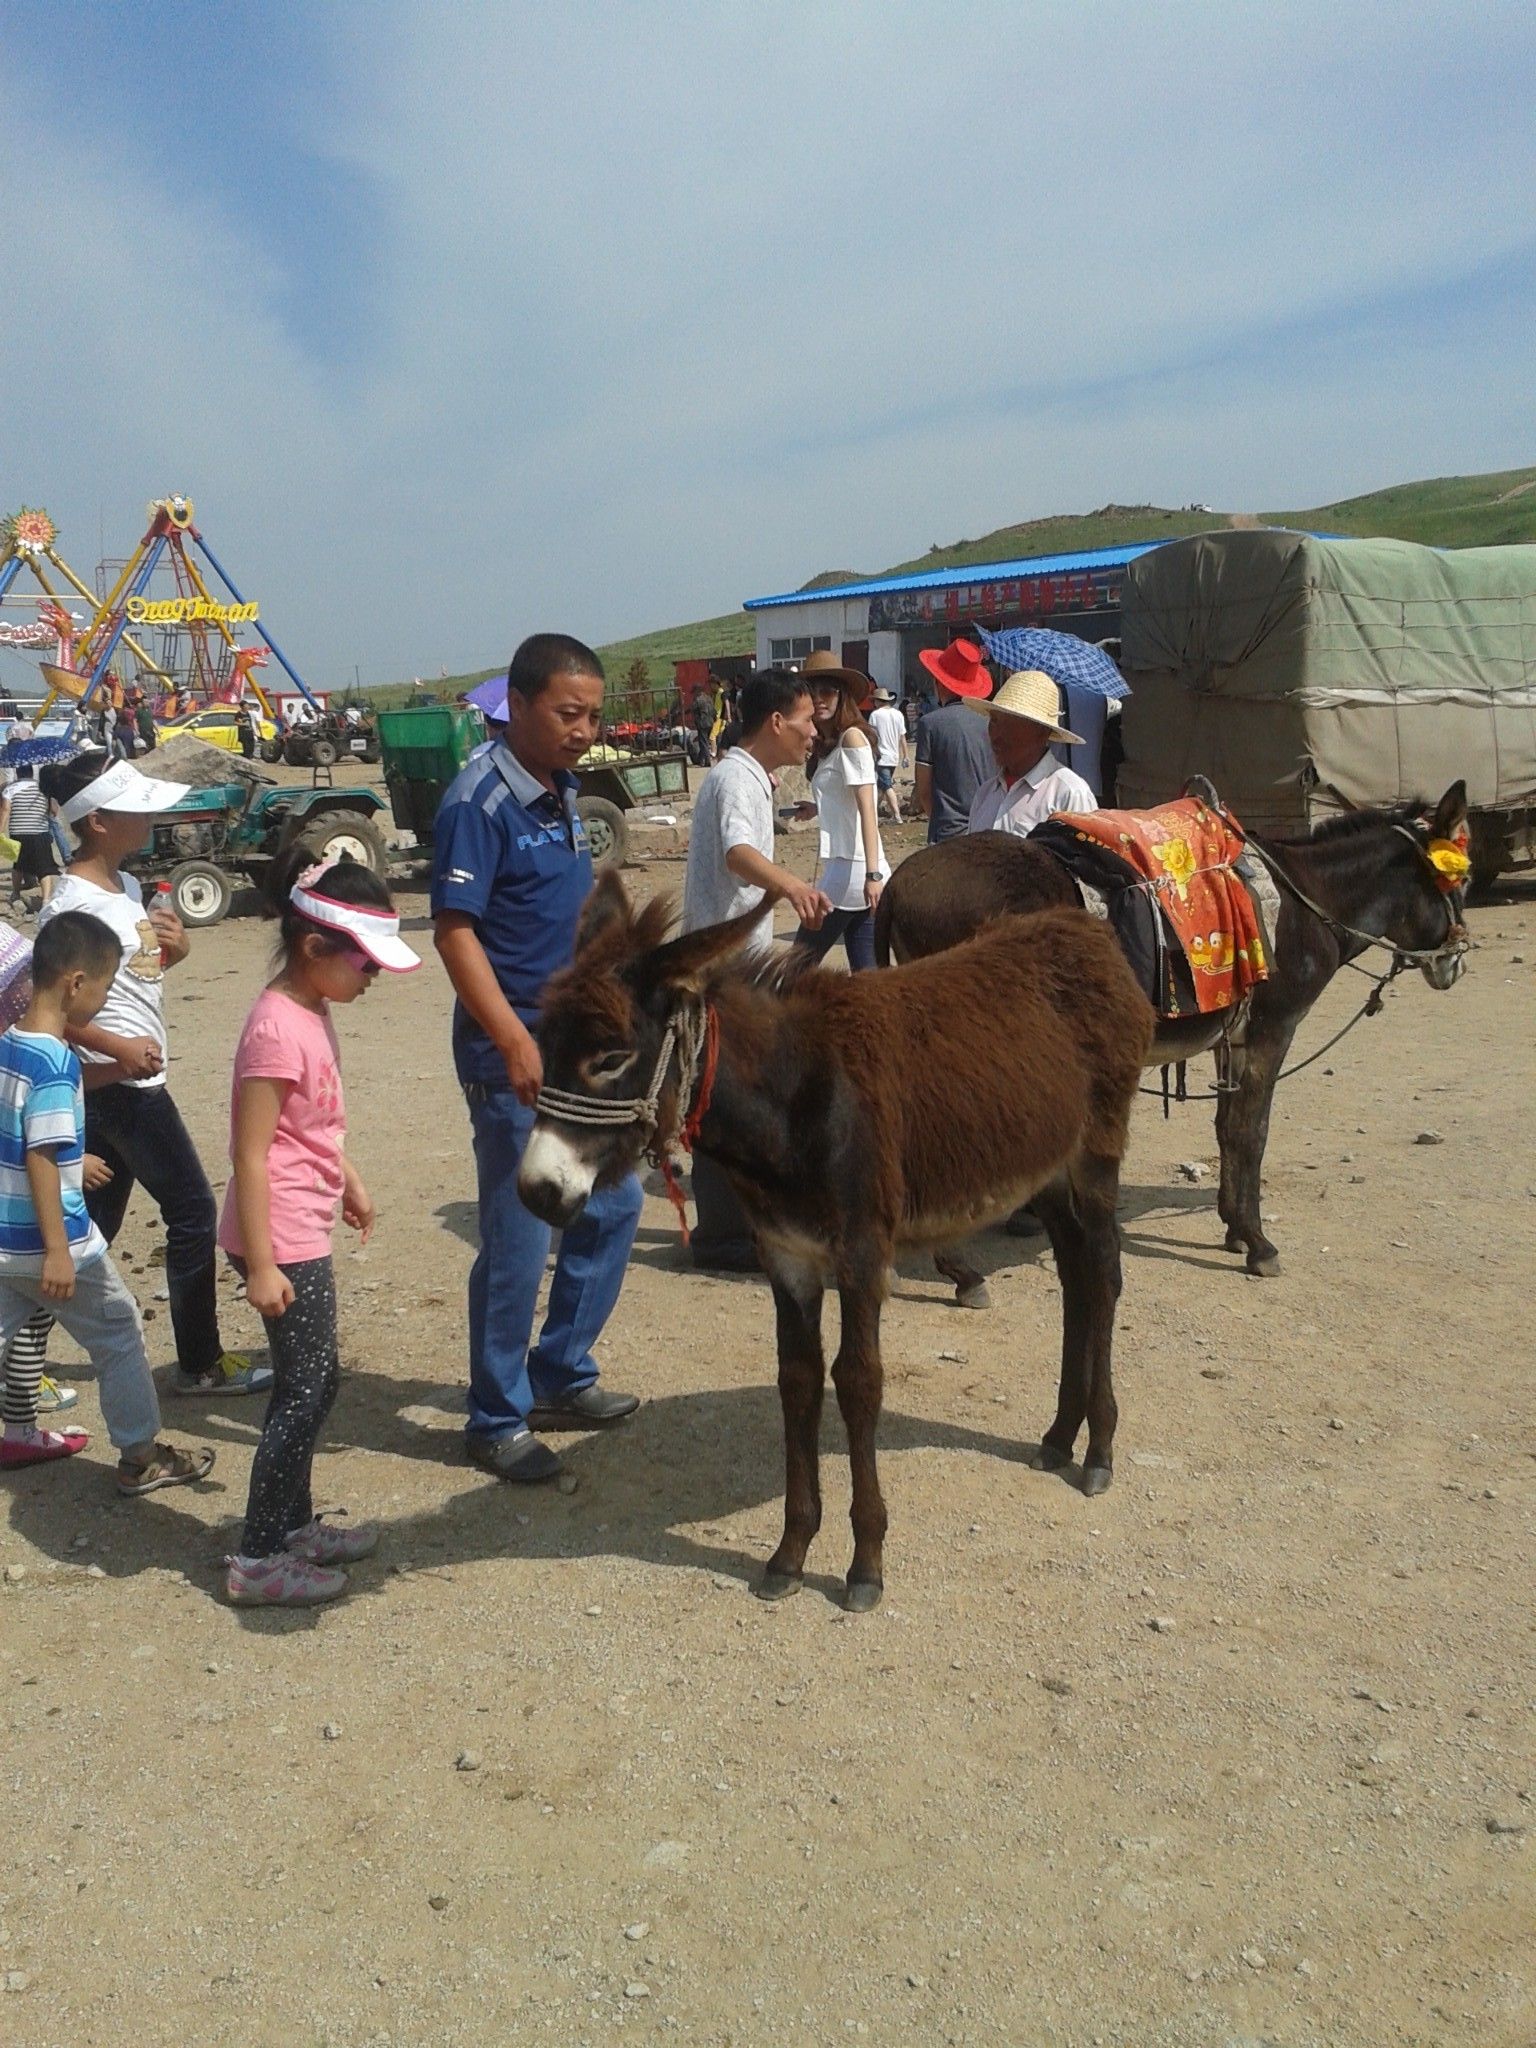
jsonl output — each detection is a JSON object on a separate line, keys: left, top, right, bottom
{"left": 867, "top": 570, "right": 1119, "bottom": 633}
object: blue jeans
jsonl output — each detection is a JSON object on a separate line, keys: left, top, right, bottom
{"left": 464, "top": 1086, "right": 643, "bottom": 1439}
{"left": 793, "top": 906, "right": 876, "bottom": 973}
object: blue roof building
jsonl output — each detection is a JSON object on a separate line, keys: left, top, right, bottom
{"left": 742, "top": 540, "right": 1164, "bottom": 699}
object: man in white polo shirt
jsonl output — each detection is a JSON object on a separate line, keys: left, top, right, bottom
{"left": 966, "top": 670, "right": 1097, "bottom": 839}
{"left": 681, "top": 668, "right": 831, "bottom": 1268}
{"left": 868, "top": 687, "right": 907, "bottom": 822}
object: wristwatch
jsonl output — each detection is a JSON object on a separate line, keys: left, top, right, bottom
{"left": 867, "top": 869, "right": 885, "bottom": 882}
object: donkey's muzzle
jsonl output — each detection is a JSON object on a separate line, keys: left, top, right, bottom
{"left": 518, "top": 1124, "right": 597, "bottom": 1228}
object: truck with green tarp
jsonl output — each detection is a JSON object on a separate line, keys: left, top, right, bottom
{"left": 1117, "top": 529, "right": 1536, "bottom": 890}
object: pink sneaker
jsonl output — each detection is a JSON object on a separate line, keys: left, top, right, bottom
{"left": 225, "top": 1552, "right": 348, "bottom": 1606}
{"left": 1, "top": 1427, "right": 90, "bottom": 1467}
{"left": 284, "top": 1516, "right": 380, "bottom": 1565}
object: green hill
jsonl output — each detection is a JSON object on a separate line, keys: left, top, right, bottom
{"left": 379, "top": 463, "right": 1536, "bottom": 700}
{"left": 1264, "top": 464, "right": 1536, "bottom": 549}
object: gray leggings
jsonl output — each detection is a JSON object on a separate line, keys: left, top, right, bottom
{"left": 235, "top": 1257, "right": 340, "bottom": 1559}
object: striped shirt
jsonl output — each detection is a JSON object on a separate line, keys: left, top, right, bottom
{"left": 5, "top": 778, "right": 50, "bottom": 836}
{"left": 0, "top": 1028, "right": 106, "bottom": 1270}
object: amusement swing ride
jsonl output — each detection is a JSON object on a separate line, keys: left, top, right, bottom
{"left": 2, "top": 496, "right": 324, "bottom": 740}
{"left": 45, "top": 494, "right": 323, "bottom": 729}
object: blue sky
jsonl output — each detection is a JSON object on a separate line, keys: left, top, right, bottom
{"left": 3, "top": 1, "right": 1533, "bottom": 686}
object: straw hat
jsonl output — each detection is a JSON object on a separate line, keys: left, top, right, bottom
{"left": 965, "top": 669, "right": 1083, "bottom": 745}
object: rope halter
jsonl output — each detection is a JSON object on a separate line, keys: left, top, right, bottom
{"left": 533, "top": 998, "right": 710, "bottom": 1165}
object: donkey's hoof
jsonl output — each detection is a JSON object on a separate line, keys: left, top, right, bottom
{"left": 755, "top": 1570, "right": 803, "bottom": 1603}
{"left": 1081, "top": 1464, "right": 1113, "bottom": 1498}
{"left": 1246, "top": 1249, "right": 1281, "bottom": 1278}
{"left": 1030, "top": 1442, "right": 1073, "bottom": 1473}
{"left": 844, "top": 1578, "right": 883, "bottom": 1613}
{"left": 956, "top": 1283, "right": 991, "bottom": 1311}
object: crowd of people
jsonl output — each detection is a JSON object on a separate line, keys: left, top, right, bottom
{"left": 0, "top": 747, "right": 418, "bottom": 1607}
{"left": 0, "top": 629, "right": 1098, "bottom": 1607}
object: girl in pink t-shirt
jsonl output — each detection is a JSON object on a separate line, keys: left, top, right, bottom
{"left": 221, "top": 854, "right": 420, "bottom": 1608}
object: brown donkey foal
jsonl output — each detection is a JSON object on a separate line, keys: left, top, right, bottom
{"left": 519, "top": 873, "right": 1154, "bottom": 1611}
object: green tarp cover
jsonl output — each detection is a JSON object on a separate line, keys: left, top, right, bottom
{"left": 1117, "top": 530, "right": 1536, "bottom": 829}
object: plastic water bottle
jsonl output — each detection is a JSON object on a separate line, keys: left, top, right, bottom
{"left": 153, "top": 878, "right": 174, "bottom": 965}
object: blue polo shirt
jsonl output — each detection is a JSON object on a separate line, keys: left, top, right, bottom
{"left": 430, "top": 742, "right": 593, "bottom": 1086}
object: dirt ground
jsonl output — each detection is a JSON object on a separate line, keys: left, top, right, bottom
{"left": 1, "top": 788, "right": 1532, "bottom": 2048}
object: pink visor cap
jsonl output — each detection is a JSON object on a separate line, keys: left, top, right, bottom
{"left": 290, "top": 881, "right": 421, "bottom": 972}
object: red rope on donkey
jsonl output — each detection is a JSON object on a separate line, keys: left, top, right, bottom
{"left": 658, "top": 1003, "right": 721, "bottom": 1245}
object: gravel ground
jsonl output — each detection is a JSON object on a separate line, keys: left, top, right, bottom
{"left": 1, "top": 802, "right": 1531, "bottom": 2048}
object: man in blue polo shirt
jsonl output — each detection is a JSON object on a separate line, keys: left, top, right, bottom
{"left": 432, "top": 633, "right": 641, "bottom": 1483}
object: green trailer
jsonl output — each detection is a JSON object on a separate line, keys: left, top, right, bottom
{"left": 376, "top": 704, "right": 684, "bottom": 867}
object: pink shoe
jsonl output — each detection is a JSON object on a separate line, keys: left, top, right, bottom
{"left": 1, "top": 1428, "right": 90, "bottom": 1468}
{"left": 225, "top": 1552, "right": 348, "bottom": 1606}
{"left": 284, "top": 1515, "right": 379, "bottom": 1565}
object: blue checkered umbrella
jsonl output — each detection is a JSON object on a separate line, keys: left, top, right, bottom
{"left": 975, "top": 624, "right": 1127, "bottom": 699}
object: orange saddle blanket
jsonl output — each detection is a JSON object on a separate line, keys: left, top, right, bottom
{"left": 1055, "top": 795, "right": 1270, "bottom": 1014}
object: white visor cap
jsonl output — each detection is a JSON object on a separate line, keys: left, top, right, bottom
{"left": 290, "top": 883, "right": 421, "bottom": 972}
{"left": 58, "top": 759, "right": 193, "bottom": 825}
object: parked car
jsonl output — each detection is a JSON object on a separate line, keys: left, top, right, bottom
{"left": 158, "top": 702, "right": 280, "bottom": 758}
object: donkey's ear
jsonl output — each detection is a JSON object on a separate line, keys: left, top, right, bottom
{"left": 575, "top": 869, "right": 634, "bottom": 957}
{"left": 637, "top": 905, "right": 770, "bottom": 995}
{"left": 1429, "top": 780, "right": 1468, "bottom": 840}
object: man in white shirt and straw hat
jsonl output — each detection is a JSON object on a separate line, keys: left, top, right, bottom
{"left": 965, "top": 670, "right": 1097, "bottom": 838}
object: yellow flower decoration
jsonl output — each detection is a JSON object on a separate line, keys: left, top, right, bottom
{"left": 1426, "top": 839, "right": 1471, "bottom": 883}
{"left": 1153, "top": 836, "right": 1198, "bottom": 899}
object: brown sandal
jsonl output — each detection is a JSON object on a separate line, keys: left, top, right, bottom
{"left": 116, "top": 1442, "right": 216, "bottom": 1497}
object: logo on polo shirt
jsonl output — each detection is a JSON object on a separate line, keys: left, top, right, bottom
{"left": 445, "top": 866, "right": 475, "bottom": 885}
{"left": 514, "top": 824, "right": 572, "bottom": 853}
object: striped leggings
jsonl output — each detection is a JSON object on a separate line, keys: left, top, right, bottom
{"left": 1, "top": 1310, "right": 56, "bottom": 1432}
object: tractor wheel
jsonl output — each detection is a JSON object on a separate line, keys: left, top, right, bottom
{"left": 310, "top": 735, "right": 340, "bottom": 769}
{"left": 576, "top": 796, "right": 630, "bottom": 869}
{"left": 258, "top": 737, "right": 283, "bottom": 764}
{"left": 298, "top": 809, "right": 390, "bottom": 875}
{"left": 168, "top": 859, "right": 233, "bottom": 929}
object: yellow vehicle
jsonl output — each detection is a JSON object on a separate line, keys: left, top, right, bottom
{"left": 157, "top": 702, "right": 281, "bottom": 760}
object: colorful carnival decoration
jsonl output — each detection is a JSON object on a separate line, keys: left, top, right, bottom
{"left": 0, "top": 506, "right": 169, "bottom": 687}
{"left": 0, "top": 506, "right": 58, "bottom": 555}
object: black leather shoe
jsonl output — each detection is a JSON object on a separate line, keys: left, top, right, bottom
{"left": 526, "top": 1386, "right": 640, "bottom": 1430}
{"left": 466, "top": 1430, "right": 563, "bottom": 1482}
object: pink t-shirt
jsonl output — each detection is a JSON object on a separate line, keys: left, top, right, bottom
{"left": 217, "top": 988, "right": 346, "bottom": 1265}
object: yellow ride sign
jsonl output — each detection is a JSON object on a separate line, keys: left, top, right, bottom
{"left": 124, "top": 596, "right": 260, "bottom": 625}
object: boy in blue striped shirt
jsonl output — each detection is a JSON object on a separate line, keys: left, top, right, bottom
{"left": 0, "top": 913, "right": 214, "bottom": 1494}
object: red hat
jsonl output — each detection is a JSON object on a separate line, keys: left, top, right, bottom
{"left": 918, "top": 638, "right": 992, "bottom": 699}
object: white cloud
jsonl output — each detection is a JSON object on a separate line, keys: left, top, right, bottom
{"left": 4, "top": 0, "right": 1532, "bottom": 682}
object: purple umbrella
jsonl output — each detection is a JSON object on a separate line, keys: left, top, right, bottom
{"left": 465, "top": 676, "right": 506, "bottom": 720}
